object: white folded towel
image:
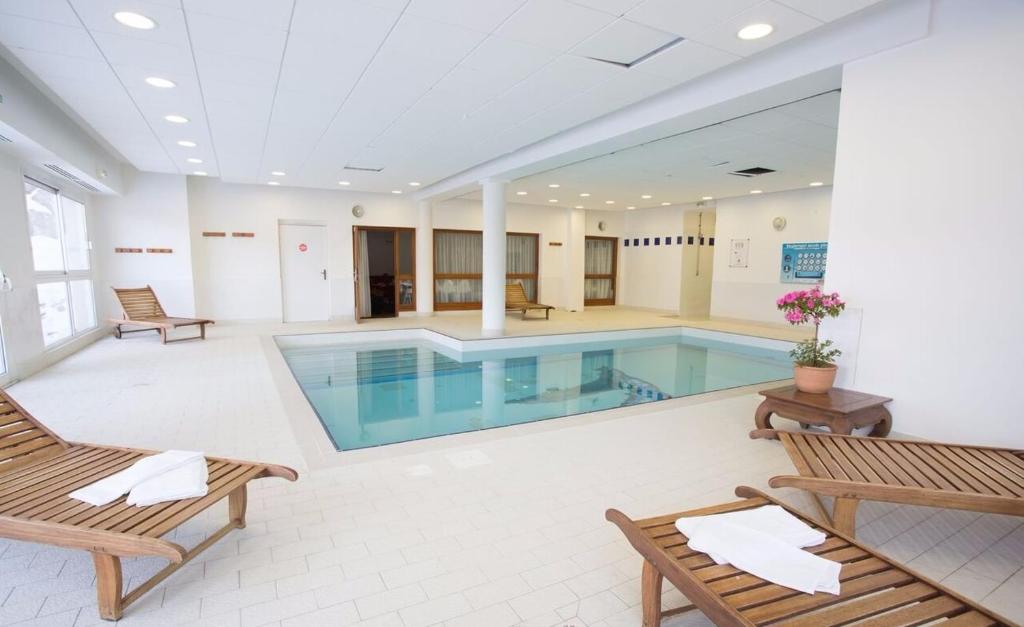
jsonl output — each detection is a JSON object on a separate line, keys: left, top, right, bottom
{"left": 127, "top": 457, "right": 209, "bottom": 506}
{"left": 676, "top": 505, "right": 840, "bottom": 595}
{"left": 69, "top": 450, "right": 205, "bottom": 506}
{"left": 675, "top": 505, "right": 826, "bottom": 563}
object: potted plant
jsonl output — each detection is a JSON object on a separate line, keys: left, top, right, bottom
{"left": 777, "top": 287, "right": 846, "bottom": 394}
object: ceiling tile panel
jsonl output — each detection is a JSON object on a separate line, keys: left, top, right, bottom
{"left": 625, "top": 0, "right": 762, "bottom": 38}
{"left": 685, "top": 1, "right": 823, "bottom": 57}
{"left": 566, "top": 0, "right": 644, "bottom": 17}
{"left": 494, "top": 0, "right": 616, "bottom": 53}
{"left": 68, "top": 0, "right": 189, "bottom": 46}
{"left": 0, "top": 15, "right": 101, "bottom": 59}
{"left": 0, "top": 0, "right": 80, "bottom": 26}
{"left": 91, "top": 33, "right": 196, "bottom": 76}
{"left": 182, "top": 0, "right": 295, "bottom": 29}
{"left": 289, "top": 0, "right": 400, "bottom": 35}
{"left": 571, "top": 18, "right": 677, "bottom": 65}
{"left": 633, "top": 39, "right": 739, "bottom": 82}
{"left": 406, "top": 0, "right": 526, "bottom": 34}
{"left": 185, "top": 11, "right": 287, "bottom": 62}
{"left": 777, "top": 0, "right": 883, "bottom": 22}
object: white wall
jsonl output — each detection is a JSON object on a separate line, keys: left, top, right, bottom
{"left": 91, "top": 171, "right": 194, "bottom": 321}
{"left": 824, "top": 0, "right": 1024, "bottom": 447}
{"left": 620, "top": 205, "right": 686, "bottom": 312}
{"left": 187, "top": 177, "right": 416, "bottom": 321}
{"left": 711, "top": 187, "right": 831, "bottom": 322}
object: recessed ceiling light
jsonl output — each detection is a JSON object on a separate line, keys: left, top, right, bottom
{"left": 193, "top": 171, "right": 207, "bottom": 176}
{"left": 186, "top": 158, "right": 202, "bottom": 164}
{"left": 641, "top": 194, "right": 652, "bottom": 199}
{"left": 391, "top": 190, "right": 402, "bottom": 194}
{"left": 661, "top": 202, "right": 671, "bottom": 206}
{"left": 548, "top": 183, "right": 560, "bottom": 188}
{"left": 737, "top": 23, "right": 773, "bottom": 40}
{"left": 409, "top": 181, "right": 421, "bottom": 187}
{"left": 516, "top": 191, "right": 527, "bottom": 195}
{"left": 702, "top": 196, "right": 714, "bottom": 201}
{"left": 809, "top": 181, "right": 824, "bottom": 187}
{"left": 338, "top": 180, "right": 350, "bottom": 186}
{"left": 579, "top": 192, "right": 590, "bottom": 197}
{"left": 144, "top": 76, "right": 175, "bottom": 88}
{"left": 605, "top": 200, "right": 615, "bottom": 205}
{"left": 113, "top": 11, "right": 156, "bottom": 30}
{"left": 627, "top": 206, "right": 637, "bottom": 210}
{"left": 267, "top": 181, "right": 280, "bottom": 186}
{"left": 574, "top": 205, "right": 585, "bottom": 209}
{"left": 164, "top": 114, "right": 189, "bottom": 124}
{"left": 271, "top": 171, "right": 286, "bottom": 176}
{"left": 548, "top": 199, "right": 558, "bottom": 203}
{"left": 750, "top": 189, "right": 763, "bottom": 194}
{"left": 177, "top": 140, "right": 196, "bottom": 148}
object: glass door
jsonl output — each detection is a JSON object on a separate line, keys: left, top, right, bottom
{"left": 584, "top": 236, "right": 617, "bottom": 306}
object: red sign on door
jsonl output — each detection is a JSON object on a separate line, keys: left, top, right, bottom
{"left": 298, "top": 243, "right": 308, "bottom": 252}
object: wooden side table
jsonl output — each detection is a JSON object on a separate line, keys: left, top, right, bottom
{"left": 754, "top": 385, "right": 892, "bottom": 436}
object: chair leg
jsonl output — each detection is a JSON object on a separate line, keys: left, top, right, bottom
{"left": 160, "top": 328, "right": 168, "bottom": 344}
{"left": 832, "top": 497, "right": 860, "bottom": 536}
{"left": 641, "top": 559, "right": 663, "bottom": 627}
{"left": 229, "top": 484, "right": 248, "bottom": 528}
{"left": 200, "top": 323, "right": 207, "bottom": 340}
{"left": 92, "top": 553, "right": 124, "bottom": 621}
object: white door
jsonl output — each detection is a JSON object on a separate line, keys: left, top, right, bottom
{"left": 280, "top": 224, "right": 329, "bottom": 322}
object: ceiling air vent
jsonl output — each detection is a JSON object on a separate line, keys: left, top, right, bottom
{"left": 728, "top": 167, "right": 776, "bottom": 178}
{"left": 344, "top": 164, "right": 384, "bottom": 173}
{"left": 0, "top": 133, "right": 12, "bottom": 143}
{"left": 43, "top": 163, "right": 101, "bottom": 192}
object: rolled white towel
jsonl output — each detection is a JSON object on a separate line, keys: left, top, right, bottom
{"left": 69, "top": 450, "right": 205, "bottom": 506}
{"left": 127, "top": 457, "right": 209, "bottom": 506}
{"left": 676, "top": 505, "right": 826, "bottom": 564}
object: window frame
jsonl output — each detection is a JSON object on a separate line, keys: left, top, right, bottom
{"left": 24, "top": 176, "right": 97, "bottom": 349}
{"left": 432, "top": 229, "right": 540, "bottom": 311}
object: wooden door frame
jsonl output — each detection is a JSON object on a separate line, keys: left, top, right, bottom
{"left": 584, "top": 235, "right": 618, "bottom": 306}
{"left": 353, "top": 226, "right": 416, "bottom": 320}
{"left": 432, "top": 229, "right": 540, "bottom": 311}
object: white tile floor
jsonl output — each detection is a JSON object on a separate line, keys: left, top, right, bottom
{"left": 2, "top": 314, "right": 1021, "bottom": 626}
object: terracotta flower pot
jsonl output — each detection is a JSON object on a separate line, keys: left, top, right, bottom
{"left": 793, "top": 364, "right": 838, "bottom": 394}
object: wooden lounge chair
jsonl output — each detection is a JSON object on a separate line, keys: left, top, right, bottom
{"left": 607, "top": 486, "right": 1015, "bottom": 627}
{"left": 752, "top": 429, "right": 1024, "bottom": 537}
{"left": 0, "top": 388, "right": 297, "bottom": 621}
{"left": 110, "top": 285, "right": 213, "bottom": 344}
{"left": 505, "top": 282, "right": 554, "bottom": 320}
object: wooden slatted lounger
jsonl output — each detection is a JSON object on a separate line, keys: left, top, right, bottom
{"left": 750, "top": 429, "right": 1024, "bottom": 537}
{"left": 607, "top": 486, "right": 1016, "bottom": 627}
{"left": 505, "top": 283, "right": 554, "bottom": 320}
{"left": 0, "top": 388, "right": 297, "bottom": 621}
{"left": 110, "top": 285, "right": 214, "bottom": 344}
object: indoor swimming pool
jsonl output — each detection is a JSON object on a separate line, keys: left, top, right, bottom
{"left": 277, "top": 330, "right": 793, "bottom": 450}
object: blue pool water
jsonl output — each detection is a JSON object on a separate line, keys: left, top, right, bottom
{"left": 278, "top": 332, "right": 792, "bottom": 450}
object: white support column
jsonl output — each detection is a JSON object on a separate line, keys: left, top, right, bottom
{"left": 563, "top": 207, "right": 586, "bottom": 312}
{"left": 481, "top": 179, "right": 507, "bottom": 334}
{"left": 416, "top": 199, "right": 433, "bottom": 314}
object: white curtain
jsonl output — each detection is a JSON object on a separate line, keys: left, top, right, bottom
{"left": 434, "top": 231, "right": 482, "bottom": 274}
{"left": 584, "top": 238, "right": 613, "bottom": 274}
{"left": 584, "top": 278, "right": 613, "bottom": 300}
{"left": 358, "top": 230, "right": 371, "bottom": 317}
{"left": 506, "top": 234, "right": 537, "bottom": 274}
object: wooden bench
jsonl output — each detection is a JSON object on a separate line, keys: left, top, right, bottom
{"left": 752, "top": 429, "right": 1024, "bottom": 537}
{"left": 505, "top": 283, "right": 554, "bottom": 320}
{"left": 0, "top": 388, "right": 297, "bottom": 621}
{"left": 110, "top": 285, "right": 214, "bottom": 344}
{"left": 607, "top": 486, "right": 1015, "bottom": 626}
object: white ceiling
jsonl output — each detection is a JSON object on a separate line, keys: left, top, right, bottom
{"left": 462, "top": 90, "right": 839, "bottom": 210}
{"left": 0, "top": 0, "right": 879, "bottom": 193}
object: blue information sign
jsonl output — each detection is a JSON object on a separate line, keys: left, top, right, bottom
{"left": 780, "top": 242, "right": 828, "bottom": 284}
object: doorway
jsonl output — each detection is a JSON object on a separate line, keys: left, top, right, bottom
{"left": 279, "top": 223, "right": 329, "bottom": 322}
{"left": 354, "top": 226, "right": 416, "bottom": 320}
{"left": 584, "top": 236, "right": 617, "bottom": 306}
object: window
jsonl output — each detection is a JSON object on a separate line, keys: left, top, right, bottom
{"left": 25, "top": 178, "right": 96, "bottom": 347}
{"left": 584, "top": 236, "right": 617, "bottom": 306}
{"left": 433, "top": 230, "right": 540, "bottom": 310}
